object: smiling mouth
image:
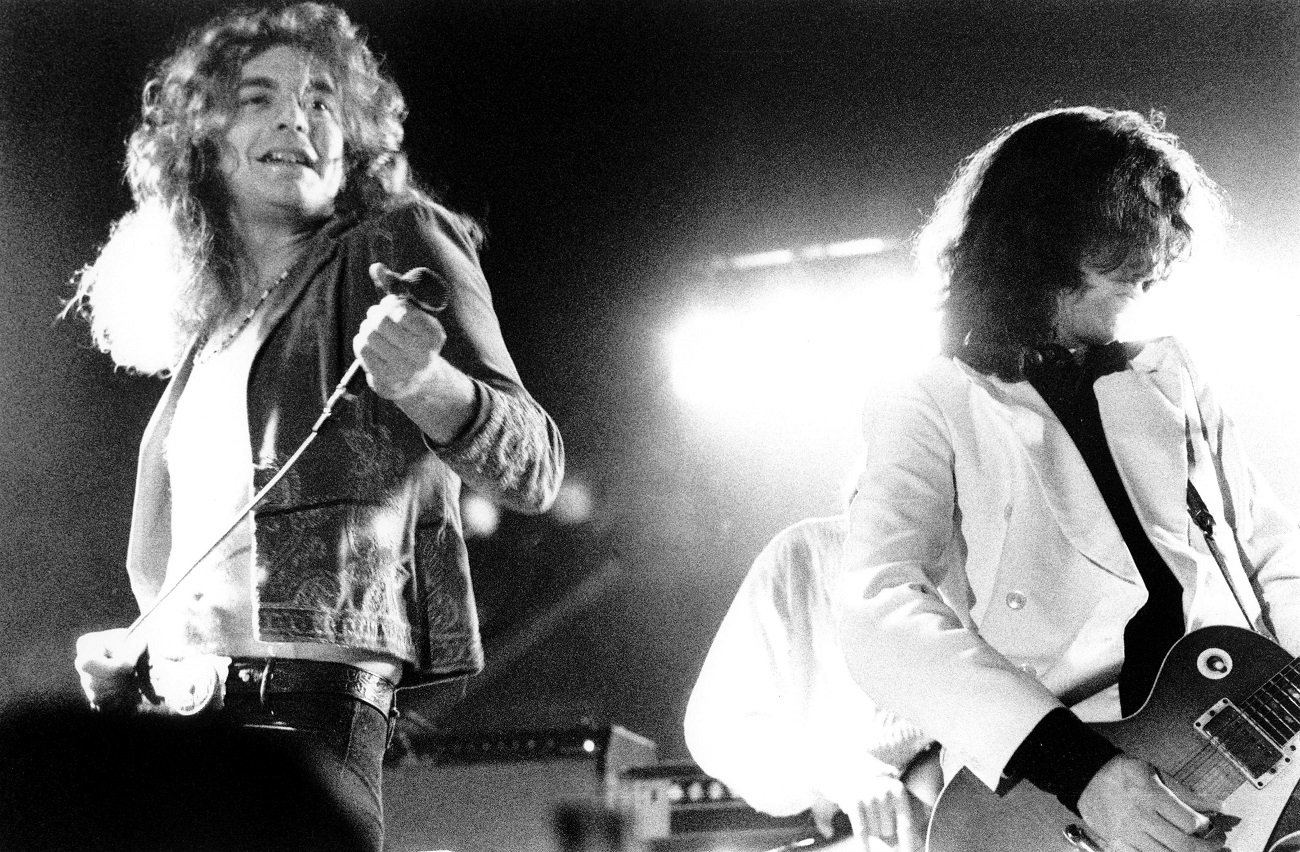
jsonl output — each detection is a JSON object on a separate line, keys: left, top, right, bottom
{"left": 258, "top": 150, "right": 315, "bottom": 169}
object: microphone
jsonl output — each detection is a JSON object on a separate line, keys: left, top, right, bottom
{"left": 371, "top": 263, "right": 450, "bottom": 316}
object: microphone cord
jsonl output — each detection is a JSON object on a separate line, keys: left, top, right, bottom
{"left": 121, "top": 358, "right": 365, "bottom": 648}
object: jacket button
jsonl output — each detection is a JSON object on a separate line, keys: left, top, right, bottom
{"left": 1006, "top": 591, "right": 1027, "bottom": 610}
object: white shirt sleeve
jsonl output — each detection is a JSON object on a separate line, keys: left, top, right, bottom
{"left": 685, "top": 517, "right": 929, "bottom": 816}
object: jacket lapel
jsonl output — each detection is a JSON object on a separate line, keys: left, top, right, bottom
{"left": 971, "top": 369, "right": 1142, "bottom": 586}
{"left": 252, "top": 228, "right": 342, "bottom": 359}
{"left": 1095, "top": 344, "right": 1188, "bottom": 547}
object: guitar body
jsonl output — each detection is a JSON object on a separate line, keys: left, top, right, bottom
{"left": 927, "top": 626, "right": 1300, "bottom": 852}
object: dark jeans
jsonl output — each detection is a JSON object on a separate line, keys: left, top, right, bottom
{"left": 221, "top": 691, "right": 391, "bottom": 852}
{"left": 0, "top": 694, "right": 390, "bottom": 852}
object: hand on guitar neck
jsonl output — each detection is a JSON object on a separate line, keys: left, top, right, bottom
{"left": 1077, "top": 755, "right": 1225, "bottom": 852}
{"left": 74, "top": 627, "right": 148, "bottom": 714}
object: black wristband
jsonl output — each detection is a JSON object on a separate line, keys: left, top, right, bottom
{"left": 1001, "top": 707, "right": 1122, "bottom": 815}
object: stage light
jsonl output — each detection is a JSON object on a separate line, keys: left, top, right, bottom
{"left": 718, "top": 249, "right": 796, "bottom": 271}
{"left": 713, "top": 237, "right": 896, "bottom": 272}
{"left": 549, "top": 477, "right": 595, "bottom": 526}
{"left": 461, "top": 491, "right": 500, "bottom": 538}
{"left": 818, "top": 237, "right": 891, "bottom": 258}
{"left": 667, "top": 308, "right": 781, "bottom": 412}
{"left": 667, "top": 276, "right": 939, "bottom": 426}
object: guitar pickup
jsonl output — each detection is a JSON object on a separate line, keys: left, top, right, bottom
{"left": 1194, "top": 698, "right": 1294, "bottom": 789}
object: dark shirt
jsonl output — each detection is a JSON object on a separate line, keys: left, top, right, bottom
{"left": 1001, "top": 342, "right": 1185, "bottom": 813}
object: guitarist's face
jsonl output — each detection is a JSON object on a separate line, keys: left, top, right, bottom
{"left": 1054, "top": 252, "right": 1159, "bottom": 347}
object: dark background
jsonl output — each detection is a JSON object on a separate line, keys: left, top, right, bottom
{"left": 2, "top": 0, "right": 1298, "bottom": 763}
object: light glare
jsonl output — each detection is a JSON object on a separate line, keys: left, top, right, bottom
{"left": 726, "top": 249, "right": 795, "bottom": 270}
{"left": 550, "top": 478, "right": 595, "bottom": 526}
{"left": 461, "top": 492, "right": 501, "bottom": 538}
{"left": 668, "top": 279, "right": 939, "bottom": 425}
{"left": 823, "top": 237, "right": 889, "bottom": 257}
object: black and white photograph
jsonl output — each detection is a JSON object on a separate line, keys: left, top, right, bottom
{"left": 2, "top": 1, "right": 1298, "bottom": 850}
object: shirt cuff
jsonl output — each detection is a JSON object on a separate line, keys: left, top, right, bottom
{"left": 999, "top": 707, "right": 1121, "bottom": 815}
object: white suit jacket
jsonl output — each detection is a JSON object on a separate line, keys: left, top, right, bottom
{"left": 837, "top": 336, "right": 1300, "bottom": 791}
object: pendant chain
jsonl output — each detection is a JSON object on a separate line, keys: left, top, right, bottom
{"left": 195, "top": 268, "right": 290, "bottom": 364}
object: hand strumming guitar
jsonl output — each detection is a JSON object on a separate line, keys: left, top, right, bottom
{"left": 1078, "top": 755, "right": 1226, "bottom": 852}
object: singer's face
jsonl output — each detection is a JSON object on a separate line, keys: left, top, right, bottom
{"left": 217, "top": 45, "right": 345, "bottom": 229}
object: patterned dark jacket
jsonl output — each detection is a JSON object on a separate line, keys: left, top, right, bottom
{"left": 126, "top": 201, "right": 564, "bottom": 687}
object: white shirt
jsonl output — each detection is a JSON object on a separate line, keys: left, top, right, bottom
{"left": 150, "top": 313, "right": 263, "bottom": 659}
{"left": 684, "top": 515, "right": 929, "bottom": 817}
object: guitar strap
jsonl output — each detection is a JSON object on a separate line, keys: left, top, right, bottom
{"left": 1180, "top": 364, "right": 1277, "bottom": 642}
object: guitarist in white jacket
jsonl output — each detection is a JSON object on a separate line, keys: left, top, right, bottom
{"left": 838, "top": 106, "right": 1300, "bottom": 852}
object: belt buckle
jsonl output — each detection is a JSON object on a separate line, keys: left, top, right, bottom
{"left": 151, "top": 655, "right": 232, "bottom": 716}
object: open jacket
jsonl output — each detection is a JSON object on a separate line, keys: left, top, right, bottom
{"left": 126, "top": 201, "right": 564, "bottom": 688}
{"left": 837, "top": 336, "right": 1300, "bottom": 790}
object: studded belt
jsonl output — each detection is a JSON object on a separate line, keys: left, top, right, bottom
{"left": 225, "top": 658, "right": 397, "bottom": 719}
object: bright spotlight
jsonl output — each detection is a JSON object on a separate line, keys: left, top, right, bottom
{"left": 550, "top": 477, "right": 595, "bottom": 526}
{"left": 667, "top": 278, "right": 939, "bottom": 426}
{"left": 722, "top": 249, "right": 796, "bottom": 270}
{"left": 821, "top": 237, "right": 890, "bottom": 257}
{"left": 461, "top": 492, "right": 500, "bottom": 538}
{"left": 668, "top": 309, "right": 784, "bottom": 411}
{"left": 714, "top": 237, "right": 895, "bottom": 271}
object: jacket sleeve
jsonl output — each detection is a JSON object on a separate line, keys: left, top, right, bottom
{"left": 374, "top": 203, "right": 564, "bottom": 514}
{"left": 835, "top": 372, "right": 1063, "bottom": 791}
{"left": 1181, "top": 340, "right": 1300, "bottom": 653}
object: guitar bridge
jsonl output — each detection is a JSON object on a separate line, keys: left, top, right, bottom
{"left": 1195, "top": 698, "right": 1293, "bottom": 789}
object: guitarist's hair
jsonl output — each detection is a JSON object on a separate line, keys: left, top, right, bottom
{"left": 918, "top": 106, "right": 1226, "bottom": 377}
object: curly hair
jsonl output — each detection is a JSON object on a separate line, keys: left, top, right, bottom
{"left": 917, "top": 106, "right": 1225, "bottom": 374}
{"left": 68, "top": 3, "right": 441, "bottom": 375}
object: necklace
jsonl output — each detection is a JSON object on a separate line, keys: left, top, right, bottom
{"left": 195, "top": 268, "right": 290, "bottom": 364}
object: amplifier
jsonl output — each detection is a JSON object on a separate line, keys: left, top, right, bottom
{"left": 383, "top": 722, "right": 657, "bottom": 852}
{"left": 621, "top": 763, "right": 841, "bottom": 852}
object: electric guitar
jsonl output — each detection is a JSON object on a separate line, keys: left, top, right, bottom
{"left": 926, "top": 625, "right": 1300, "bottom": 851}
